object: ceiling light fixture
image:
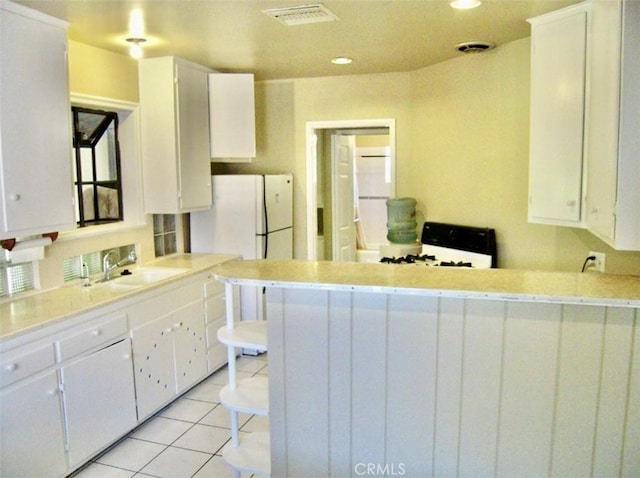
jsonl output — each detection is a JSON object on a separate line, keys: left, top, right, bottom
{"left": 126, "top": 37, "right": 147, "bottom": 59}
{"left": 331, "top": 56, "right": 353, "bottom": 65}
{"left": 450, "top": 0, "right": 481, "bottom": 9}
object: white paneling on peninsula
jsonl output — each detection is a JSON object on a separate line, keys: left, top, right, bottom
{"left": 528, "top": 0, "right": 640, "bottom": 250}
{"left": 213, "top": 259, "right": 640, "bottom": 477}
{"left": 0, "top": 1, "right": 75, "bottom": 239}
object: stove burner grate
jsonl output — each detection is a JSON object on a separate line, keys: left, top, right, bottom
{"left": 439, "top": 261, "right": 473, "bottom": 268}
{"left": 380, "top": 253, "right": 437, "bottom": 264}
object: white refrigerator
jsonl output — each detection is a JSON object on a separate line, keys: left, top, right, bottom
{"left": 191, "top": 174, "right": 293, "bottom": 322}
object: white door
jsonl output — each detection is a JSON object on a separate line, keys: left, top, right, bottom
{"left": 331, "top": 134, "right": 356, "bottom": 262}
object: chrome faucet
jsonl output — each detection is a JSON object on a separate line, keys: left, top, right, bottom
{"left": 102, "top": 250, "right": 137, "bottom": 281}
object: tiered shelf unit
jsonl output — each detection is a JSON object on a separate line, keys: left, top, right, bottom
{"left": 217, "top": 283, "right": 270, "bottom": 477}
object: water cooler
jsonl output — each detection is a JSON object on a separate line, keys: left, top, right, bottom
{"left": 379, "top": 197, "right": 422, "bottom": 258}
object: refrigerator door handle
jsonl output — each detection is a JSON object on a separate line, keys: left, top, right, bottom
{"left": 262, "top": 175, "right": 268, "bottom": 259}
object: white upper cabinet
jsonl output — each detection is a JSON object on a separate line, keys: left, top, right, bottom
{"left": 209, "top": 73, "right": 256, "bottom": 162}
{"left": 0, "top": 1, "right": 75, "bottom": 239}
{"left": 139, "top": 57, "right": 212, "bottom": 213}
{"left": 585, "top": 0, "right": 640, "bottom": 250}
{"left": 528, "top": 3, "right": 589, "bottom": 226}
{"left": 528, "top": 0, "right": 640, "bottom": 250}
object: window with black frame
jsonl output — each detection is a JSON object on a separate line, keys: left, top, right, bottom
{"left": 72, "top": 106, "right": 123, "bottom": 227}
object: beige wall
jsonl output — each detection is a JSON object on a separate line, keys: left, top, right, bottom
{"left": 221, "top": 37, "right": 640, "bottom": 273}
{"left": 407, "top": 38, "right": 640, "bottom": 272}
{"left": 51, "top": 38, "right": 639, "bottom": 278}
{"left": 37, "top": 42, "right": 152, "bottom": 290}
{"left": 220, "top": 72, "right": 412, "bottom": 260}
{"left": 68, "top": 41, "right": 139, "bottom": 102}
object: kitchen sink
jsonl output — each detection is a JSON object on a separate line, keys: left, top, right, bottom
{"left": 113, "top": 267, "right": 188, "bottom": 285}
{"left": 94, "top": 281, "right": 141, "bottom": 292}
{"left": 93, "top": 267, "right": 188, "bottom": 290}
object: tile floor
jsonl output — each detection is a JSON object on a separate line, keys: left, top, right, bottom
{"left": 71, "top": 354, "right": 268, "bottom": 478}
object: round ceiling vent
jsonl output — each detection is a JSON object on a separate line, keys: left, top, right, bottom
{"left": 455, "top": 41, "right": 496, "bottom": 53}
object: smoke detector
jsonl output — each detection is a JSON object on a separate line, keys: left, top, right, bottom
{"left": 455, "top": 41, "right": 495, "bottom": 53}
{"left": 263, "top": 4, "right": 339, "bottom": 26}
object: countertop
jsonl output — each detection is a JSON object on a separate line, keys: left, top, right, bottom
{"left": 0, "top": 253, "right": 239, "bottom": 341}
{"left": 213, "top": 259, "right": 640, "bottom": 307}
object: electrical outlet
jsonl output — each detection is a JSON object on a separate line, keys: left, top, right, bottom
{"left": 589, "top": 251, "right": 606, "bottom": 273}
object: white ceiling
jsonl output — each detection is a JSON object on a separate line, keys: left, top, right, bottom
{"left": 16, "top": 0, "right": 582, "bottom": 81}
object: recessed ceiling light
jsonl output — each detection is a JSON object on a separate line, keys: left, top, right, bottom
{"left": 332, "top": 57, "right": 353, "bottom": 65}
{"left": 450, "top": 0, "right": 481, "bottom": 9}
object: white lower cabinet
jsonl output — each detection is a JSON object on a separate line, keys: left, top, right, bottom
{"left": 174, "top": 301, "right": 208, "bottom": 393}
{"left": 60, "top": 338, "right": 137, "bottom": 467}
{"left": 132, "top": 314, "right": 178, "bottom": 419}
{"left": 0, "top": 370, "right": 67, "bottom": 478}
{"left": 131, "top": 282, "right": 209, "bottom": 420}
{"left": 0, "top": 260, "right": 236, "bottom": 477}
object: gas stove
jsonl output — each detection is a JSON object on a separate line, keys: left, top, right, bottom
{"left": 380, "top": 222, "right": 497, "bottom": 269}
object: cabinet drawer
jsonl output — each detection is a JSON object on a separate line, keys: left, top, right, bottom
{"left": 204, "top": 279, "right": 224, "bottom": 297}
{"left": 57, "top": 314, "right": 128, "bottom": 362}
{"left": 128, "top": 284, "right": 202, "bottom": 329}
{"left": 0, "top": 344, "right": 56, "bottom": 388}
{"left": 204, "top": 295, "right": 225, "bottom": 324}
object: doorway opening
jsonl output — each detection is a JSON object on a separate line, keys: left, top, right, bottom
{"left": 305, "top": 119, "right": 396, "bottom": 261}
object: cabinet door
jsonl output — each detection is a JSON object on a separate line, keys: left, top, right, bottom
{"left": 585, "top": 0, "right": 621, "bottom": 244}
{"left": 528, "top": 9, "right": 588, "bottom": 225}
{"left": 0, "top": 371, "right": 67, "bottom": 477}
{"left": 209, "top": 73, "right": 256, "bottom": 160}
{"left": 176, "top": 63, "right": 212, "bottom": 211}
{"left": 131, "top": 315, "right": 176, "bottom": 420}
{"left": 139, "top": 57, "right": 211, "bottom": 213}
{"left": 61, "top": 339, "right": 137, "bottom": 467}
{"left": 173, "top": 301, "right": 207, "bottom": 393}
{"left": 0, "top": 6, "right": 74, "bottom": 238}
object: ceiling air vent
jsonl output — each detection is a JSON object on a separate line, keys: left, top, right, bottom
{"left": 455, "top": 41, "right": 496, "bottom": 53}
{"left": 263, "top": 4, "right": 339, "bottom": 26}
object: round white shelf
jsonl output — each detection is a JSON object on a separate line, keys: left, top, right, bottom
{"left": 223, "top": 431, "right": 271, "bottom": 476}
{"left": 220, "top": 376, "right": 269, "bottom": 415}
{"left": 217, "top": 321, "right": 267, "bottom": 350}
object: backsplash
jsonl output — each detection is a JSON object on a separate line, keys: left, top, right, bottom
{"left": 63, "top": 244, "right": 136, "bottom": 283}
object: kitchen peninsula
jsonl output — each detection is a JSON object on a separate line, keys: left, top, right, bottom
{"left": 213, "top": 259, "right": 640, "bottom": 477}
